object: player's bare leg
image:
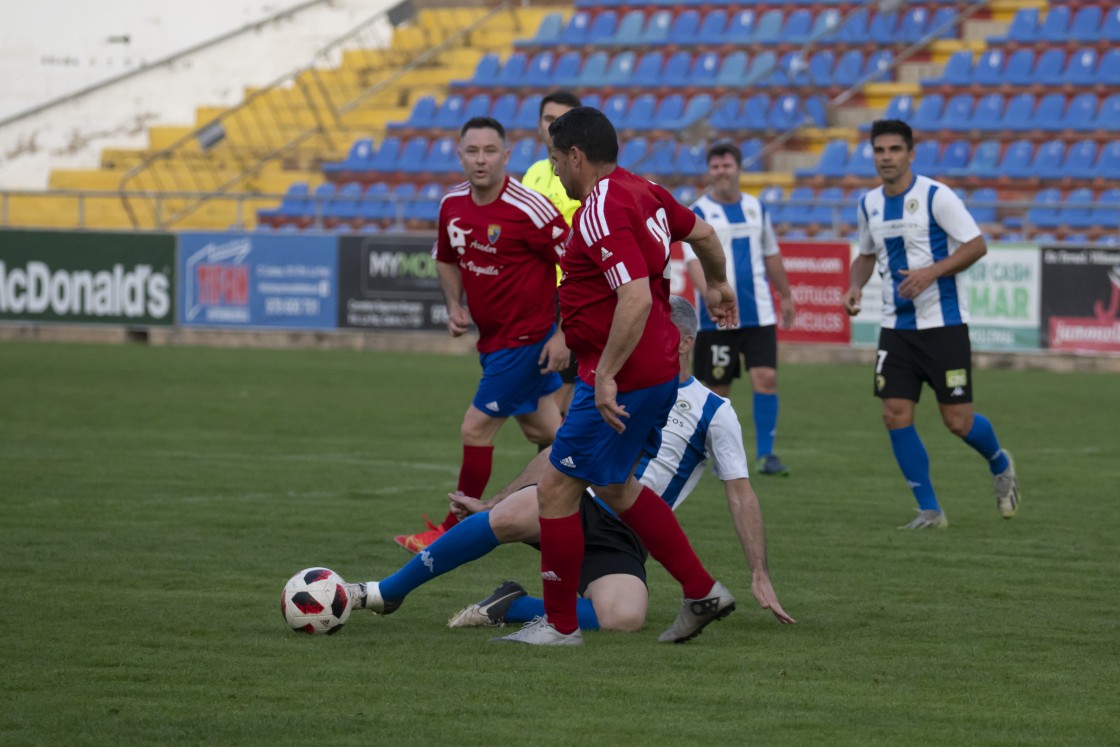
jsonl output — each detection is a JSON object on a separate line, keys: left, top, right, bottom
{"left": 514, "top": 394, "right": 561, "bottom": 450}
{"left": 584, "top": 574, "right": 648, "bottom": 632}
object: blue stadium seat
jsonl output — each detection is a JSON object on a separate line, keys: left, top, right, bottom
{"left": 1099, "top": 49, "right": 1120, "bottom": 87}
{"left": 457, "top": 55, "right": 500, "bottom": 89}
{"left": 782, "top": 9, "right": 813, "bottom": 45}
{"left": 808, "top": 50, "right": 835, "bottom": 88}
{"left": 588, "top": 11, "right": 618, "bottom": 45}
{"left": 848, "top": 142, "right": 877, "bottom": 178}
{"left": 991, "top": 8, "right": 1039, "bottom": 44}
{"left": 688, "top": 52, "right": 722, "bottom": 87}
{"left": 898, "top": 6, "right": 930, "bottom": 44}
{"left": 1063, "top": 188, "right": 1096, "bottom": 230}
{"left": 461, "top": 94, "right": 491, "bottom": 123}
{"left": 752, "top": 10, "right": 784, "bottom": 45}
{"left": 784, "top": 187, "right": 817, "bottom": 226}
{"left": 259, "top": 182, "right": 309, "bottom": 223}
{"left": 508, "top": 138, "right": 538, "bottom": 176}
{"left": 811, "top": 187, "right": 845, "bottom": 226}
{"left": 1003, "top": 49, "right": 1035, "bottom": 87}
{"left": 837, "top": 7, "right": 870, "bottom": 45}
{"left": 490, "top": 93, "right": 518, "bottom": 127}
{"left": 1033, "top": 93, "right": 1067, "bottom": 131}
{"left": 912, "top": 94, "right": 944, "bottom": 131}
{"left": 1027, "top": 189, "right": 1062, "bottom": 229}
{"left": 661, "top": 52, "right": 693, "bottom": 88}
{"left": 675, "top": 94, "right": 713, "bottom": 130}
{"left": 1070, "top": 5, "right": 1102, "bottom": 43}
{"left": 884, "top": 95, "right": 915, "bottom": 123}
{"left": 622, "top": 94, "right": 656, "bottom": 131}
{"left": 398, "top": 138, "right": 430, "bottom": 175}
{"left": 1065, "top": 94, "right": 1099, "bottom": 133}
{"left": 725, "top": 9, "right": 759, "bottom": 44}
{"left": 513, "top": 95, "right": 541, "bottom": 130}
{"left": 1099, "top": 95, "right": 1120, "bottom": 133}
{"left": 810, "top": 8, "right": 843, "bottom": 43}
{"left": 369, "top": 136, "right": 401, "bottom": 172}
{"left": 388, "top": 184, "right": 415, "bottom": 224}
{"left": 999, "top": 140, "right": 1036, "bottom": 180}
{"left": 940, "top": 94, "right": 974, "bottom": 132}
{"left": 1094, "top": 142, "right": 1120, "bottom": 180}
{"left": 1032, "top": 140, "right": 1066, "bottom": 181}
{"left": 358, "top": 183, "right": 393, "bottom": 224}
{"left": 1033, "top": 49, "right": 1066, "bottom": 86}
{"left": 1092, "top": 188, "right": 1120, "bottom": 229}
{"left": 1104, "top": 7, "right": 1120, "bottom": 43}
{"left": 308, "top": 182, "right": 336, "bottom": 223}
{"left": 803, "top": 96, "right": 827, "bottom": 127}
{"left": 323, "top": 138, "right": 375, "bottom": 175}
{"left": 558, "top": 11, "right": 591, "bottom": 47}
{"left": 641, "top": 140, "right": 676, "bottom": 176}
{"left": 496, "top": 53, "right": 527, "bottom": 87}
{"left": 577, "top": 51, "right": 609, "bottom": 88}
{"left": 833, "top": 50, "right": 864, "bottom": 89}
{"left": 1064, "top": 49, "right": 1099, "bottom": 87}
{"left": 421, "top": 137, "right": 458, "bottom": 174}
{"left": 912, "top": 140, "right": 938, "bottom": 175}
{"left": 604, "top": 51, "right": 637, "bottom": 87}
{"left": 433, "top": 95, "right": 466, "bottom": 130}
{"left": 673, "top": 184, "right": 699, "bottom": 207}
{"left": 709, "top": 97, "right": 741, "bottom": 130}
{"left": 617, "top": 137, "right": 648, "bottom": 170}
{"left": 743, "top": 52, "right": 777, "bottom": 87}
{"left": 697, "top": 10, "right": 729, "bottom": 45}
{"left": 630, "top": 52, "right": 663, "bottom": 88}
{"left": 714, "top": 52, "right": 749, "bottom": 88}
{"left": 864, "top": 50, "right": 894, "bottom": 83}
{"left": 524, "top": 52, "right": 556, "bottom": 88}
{"left": 670, "top": 10, "right": 701, "bottom": 45}
{"left": 650, "top": 95, "right": 684, "bottom": 130}
{"left": 971, "top": 94, "right": 1004, "bottom": 132}
{"left": 740, "top": 138, "right": 764, "bottom": 172}
{"left": 937, "top": 140, "right": 971, "bottom": 175}
{"left": 999, "top": 94, "right": 1036, "bottom": 133}
{"left": 963, "top": 140, "right": 1001, "bottom": 178}
{"left": 771, "top": 52, "right": 810, "bottom": 89}
{"left": 675, "top": 142, "right": 708, "bottom": 178}
{"left": 404, "top": 183, "right": 443, "bottom": 224}
{"left": 1039, "top": 5, "right": 1072, "bottom": 43}
{"left": 869, "top": 11, "right": 899, "bottom": 45}
{"left": 970, "top": 188, "right": 998, "bottom": 224}
{"left": 641, "top": 10, "right": 673, "bottom": 45}
{"left": 522, "top": 13, "right": 564, "bottom": 47}
{"left": 601, "top": 94, "right": 630, "bottom": 127}
{"left": 931, "top": 50, "right": 972, "bottom": 87}
{"left": 741, "top": 94, "right": 770, "bottom": 131}
{"left": 758, "top": 186, "right": 783, "bottom": 211}
{"left": 972, "top": 50, "right": 1005, "bottom": 87}
{"left": 552, "top": 52, "right": 582, "bottom": 88}
{"left": 612, "top": 10, "right": 646, "bottom": 46}
{"left": 802, "top": 139, "right": 848, "bottom": 179}
{"left": 1064, "top": 141, "right": 1099, "bottom": 180}
{"left": 766, "top": 95, "right": 817, "bottom": 130}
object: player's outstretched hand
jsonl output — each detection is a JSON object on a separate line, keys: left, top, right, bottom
{"left": 594, "top": 375, "right": 628, "bottom": 433}
{"left": 449, "top": 492, "right": 487, "bottom": 520}
{"left": 751, "top": 575, "right": 796, "bottom": 624}
{"left": 447, "top": 306, "right": 471, "bottom": 337}
{"left": 842, "top": 287, "right": 862, "bottom": 316}
{"left": 704, "top": 281, "right": 739, "bottom": 329}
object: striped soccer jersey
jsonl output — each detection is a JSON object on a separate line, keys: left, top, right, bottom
{"left": 857, "top": 174, "right": 982, "bottom": 330}
{"left": 684, "top": 192, "right": 780, "bottom": 330}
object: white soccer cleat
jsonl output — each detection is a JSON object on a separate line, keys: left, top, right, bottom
{"left": 492, "top": 616, "right": 583, "bottom": 646}
{"left": 658, "top": 581, "right": 736, "bottom": 643}
{"left": 345, "top": 581, "right": 400, "bottom": 615}
{"left": 899, "top": 509, "right": 949, "bottom": 529}
{"left": 994, "top": 450, "right": 1020, "bottom": 519}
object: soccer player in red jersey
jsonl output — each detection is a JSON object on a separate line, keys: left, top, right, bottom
{"left": 497, "top": 107, "right": 740, "bottom": 646}
{"left": 394, "top": 117, "right": 570, "bottom": 553}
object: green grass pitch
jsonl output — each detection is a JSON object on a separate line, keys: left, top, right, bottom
{"left": 1, "top": 340, "right": 1117, "bottom": 745}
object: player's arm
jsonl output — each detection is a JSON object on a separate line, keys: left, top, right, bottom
{"left": 844, "top": 201, "right": 877, "bottom": 315}
{"left": 449, "top": 447, "right": 553, "bottom": 516}
{"left": 683, "top": 217, "right": 738, "bottom": 328}
{"left": 761, "top": 211, "right": 795, "bottom": 328}
{"left": 436, "top": 260, "right": 470, "bottom": 336}
{"left": 722, "top": 478, "right": 795, "bottom": 624}
{"left": 595, "top": 278, "right": 652, "bottom": 433}
{"left": 898, "top": 189, "right": 987, "bottom": 299}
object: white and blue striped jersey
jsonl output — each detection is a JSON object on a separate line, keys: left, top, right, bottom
{"left": 683, "top": 192, "right": 780, "bottom": 330}
{"left": 633, "top": 377, "right": 751, "bottom": 510}
{"left": 857, "top": 174, "right": 982, "bottom": 330}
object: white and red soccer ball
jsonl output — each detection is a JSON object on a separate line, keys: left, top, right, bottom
{"left": 280, "top": 568, "right": 351, "bottom": 635}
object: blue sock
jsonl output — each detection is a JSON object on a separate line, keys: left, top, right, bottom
{"left": 962, "top": 413, "right": 1010, "bottom": 475}
{"left": 889, "top": 426, "right": 940, "bottom": 512}
{"left": 507, "top": 595, "right": 600, "bottom": 631}
{"left": 753, "top": 392, "right": 779, "bottom": 459}
{"left": 379, "top": 512, "right": 500, "bottom": 601}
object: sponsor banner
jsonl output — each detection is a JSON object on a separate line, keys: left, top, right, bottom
{"left": 668, "top": 241, "right": 695, "bottom": 302}
{"left": 1041, "top": 245, "right": 1120, "bottom": 353}
{"left": 850, "top": 243, "right": 1042, "bottom": 351}
{"left": 178, "top": 232, "right": 337, "bottom": 329}
{"left": 337, "top": 234, "right": 447, "bottom": 330}
{"left": 0, "top": 229, "right": 174, "bottom": 325}
{"left": 776, "top": 242, "right": 850, "bottom": 344}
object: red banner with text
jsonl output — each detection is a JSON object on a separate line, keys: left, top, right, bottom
{"left": 775, "top": 242, "right": 850, "bottom": 344}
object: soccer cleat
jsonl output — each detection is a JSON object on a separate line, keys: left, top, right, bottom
{"left": 756, "top": 454, "right": 790, "bottom": 477}
{"left": 492, "top": 616, "right": 583, "bottom": 646}
{"left": 448, "top": 580, "right": 527, "bottom": 628}
{"left": 899, "top": 509, "right": 949, "bottom": 529}
{"left": 994, "top": 450, "right": 1020, "bottom": 519}
{"left": 393, "top": 515, "right": 446, "bottom": 554}
{"left": 658, "top": 581, "right": 736, "bottom": 644}
{"left": 344, "top": 581, "right": 401, "bottom": 616}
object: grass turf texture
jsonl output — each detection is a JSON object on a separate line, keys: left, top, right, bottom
{"left": 1, "top": 340, "right": 1117, "bottom": 746}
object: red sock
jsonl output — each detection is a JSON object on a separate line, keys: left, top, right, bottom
{"left": 539, "top": 513, "right": 583, "bottom": 634}
{"left": 441, "top": 444, "right": 494, "bottom": 530}
{"left": 620, "top": 486, "right": 714, "bottom": 599}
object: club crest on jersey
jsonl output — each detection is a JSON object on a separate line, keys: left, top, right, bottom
{"left": 876, "top": 374, "right": 886, "bottom": 391}
{"left": 906, "top": 198, "right": 919, "bottom": 214}
{"left": 487, "top": 224, "right": 501, "bottom": 244}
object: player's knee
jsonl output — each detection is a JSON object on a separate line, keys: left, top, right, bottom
{"left": 598, "top": 606, "right": 645, "bottom": 633}
{"left": 753, "top": 368, "right": 777, "bottom": 392}
{"left": 942, "top": 412, "right": 972, "bottom": 437}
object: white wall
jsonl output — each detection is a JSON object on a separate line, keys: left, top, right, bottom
{"left": 0, "top": 0, "right": 396, "bottom": 189}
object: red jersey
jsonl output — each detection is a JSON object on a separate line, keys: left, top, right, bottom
{"left": 559, "top": 167, "right": 698, "bottom": 390}
{"left": 434, "top": 176, "right": 567, "bottom": 353}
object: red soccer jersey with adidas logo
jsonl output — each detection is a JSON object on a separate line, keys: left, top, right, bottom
{"left": 559, "top": 167, "right": 698, "bottom": 391}
{"left": 434, "top": 176, "right": 567, "bottom": 353}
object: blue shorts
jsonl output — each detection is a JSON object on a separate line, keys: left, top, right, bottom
{"left": 549, "top": 377, "right": 678, "bottom": 486}
{"left": 472, "top": 328, "right": 563, "bottom": 418}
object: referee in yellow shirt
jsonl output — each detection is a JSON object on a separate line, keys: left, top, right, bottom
{"left": 521, "top": 90, "right": 582, "bottom": 415}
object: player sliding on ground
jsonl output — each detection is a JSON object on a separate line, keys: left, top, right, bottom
{"left": 346, "top": 297, "right": 795, "bottom": 637}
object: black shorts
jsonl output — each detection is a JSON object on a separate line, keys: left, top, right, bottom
{"left": 578, "top": 491, "right": 647, "bottom": 595}
{"left": 559, "top": 352, "right": 578, "bottom": 384}
{"left": 694, "top": 326, "right": 778, "bottom": 386}
{"left": 875, "top": 325, "right": 973, "bottom": 404}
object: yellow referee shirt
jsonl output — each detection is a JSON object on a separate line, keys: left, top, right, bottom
{"left": 522, "top": 158, "right": 582, "bottom": 226}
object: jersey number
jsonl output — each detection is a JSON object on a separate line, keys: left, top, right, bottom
{"left": 875, "top": 350, "right": 888, "bottom": 373}
{"left": 711, "top": 345, "right": 732, "bottom": 367}
{"left": 646, "top": 208, "right": 671, "bottom": 261}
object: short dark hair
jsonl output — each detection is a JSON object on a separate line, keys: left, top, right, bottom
{"left": 706, "top": 141, "right": 742, "bottom": 165}
{"left": 548, "top": 107, "right": 619, "bottom": 165}
{"left": 539, "top": 90, "right": 582, "bottom": 118}
{"left": 869, "top": 119, "right": 913, "bottom": 150}
{"left": 460, "top": 116, "right": 506, "bottom": 140}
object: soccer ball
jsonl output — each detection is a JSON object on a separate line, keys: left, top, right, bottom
{"left": 280, "top": 567, "right": 352, "bottom": 635}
